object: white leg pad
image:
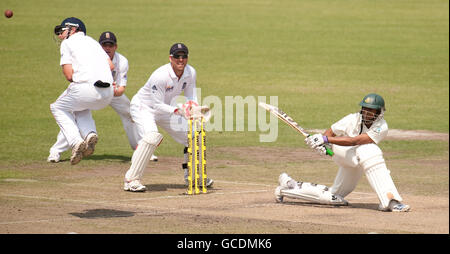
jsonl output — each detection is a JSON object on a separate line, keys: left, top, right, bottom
{"left": 280, "top": 182, "right": 348, "bottom": 205}
{"left": 357, "top": 144, "right": 403, "bottom": 209}
{"left": 125, "top": 132, "right": 163, "bottom": 181}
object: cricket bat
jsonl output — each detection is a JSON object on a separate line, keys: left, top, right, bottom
{"left": 259, "top": 102, "right": 334, "bottom": 156}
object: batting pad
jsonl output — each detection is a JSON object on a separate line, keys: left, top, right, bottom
{"left": 357, "top": 144, "right": 402, "bottom": 209}
{"left": 281, "top": 182, "right": 347, "bottom": 205}
{"left": 126, "top": 132, "right": 163, "bottom": 181}
{"left": 365, "top": 164, "right": 402, "bottom": 209}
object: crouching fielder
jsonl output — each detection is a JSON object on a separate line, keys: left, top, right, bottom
{"left": 123, "top": 43, "right": 213, "bottom": 192}
{"left": 275, "top": 93, "right": 410, "bottom": 212}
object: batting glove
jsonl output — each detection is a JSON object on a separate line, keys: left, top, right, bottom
{"left": 305, "top": 134, "right": 328, "bottom": 149}
{"left": 314, "top": 145, "right": 327, "bottom": 156}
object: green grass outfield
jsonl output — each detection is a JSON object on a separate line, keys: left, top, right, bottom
{"left": 0, "top": 0, "right": 448, "bottom": 165}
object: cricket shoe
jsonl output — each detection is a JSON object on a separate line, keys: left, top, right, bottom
{"left": 70, "top": 141, "right": 87, "bottom": 165}
{"left": 184, "top": 178, "right": 214, "bottom": 188}
{"left": 83, "top": 132, "right": 98, "bottom": 157}
{"left": 47, "top": 152, "right": 60, "bottom": 163}
{"left": 150, "top": 154, "right": 158, "bottom": 161}
{"left": 380, "top": 200, "right": 411, "bottom": 212}
{"left": 124, "top": 180, "right": 147, "bottom": 192}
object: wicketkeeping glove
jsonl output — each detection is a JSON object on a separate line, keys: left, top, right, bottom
{"left": 175, "top": 101, "right": 212, "bottom": 121}
{"left": 175, "top": 101, "right": 198, "bottom": 119}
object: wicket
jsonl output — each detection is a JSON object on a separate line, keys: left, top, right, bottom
{"left": 187, "top": 118, "right": 207, "bottom": 195}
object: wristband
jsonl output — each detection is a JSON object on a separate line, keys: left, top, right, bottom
{"left": 323, "top": 136, "right": 329, "bottom": 143}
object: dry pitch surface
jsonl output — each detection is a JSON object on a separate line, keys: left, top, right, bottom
{"left": 0, "top": 130, "right": 448, "bottom": 234}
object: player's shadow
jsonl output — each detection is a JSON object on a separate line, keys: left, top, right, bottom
{"left": 347, "top": 202, "right": 380, "bottom": 211}
{"left": 281, "top": 201, "right": 380, "bottom": 211}
{"left": 145, "top": 183, "right": 187, "bottom": 192}
{"left": 83, "top": 154, "right": 131, "bottom": 162}
{"left": 69, "top": 209, "right": 135, "bottom": 219}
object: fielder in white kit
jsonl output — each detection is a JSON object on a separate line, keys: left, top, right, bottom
{"left": 47, "top": 31, "right": 157, "bottom": 162}
{"left": 275, "top": 93, "right": 410, "bottom": 212}
{"left": 49, "top": 17, "right": 114, "bottom": 165}
{"left": 123, "top": 43, "right": 213, "bottom": 192}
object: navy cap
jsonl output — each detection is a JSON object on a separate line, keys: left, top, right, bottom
{"left": 99, "top": 31, "right": 117, "bottom": 45}
{"left": 170, "top": 43, "right": 189, "bottom": 56}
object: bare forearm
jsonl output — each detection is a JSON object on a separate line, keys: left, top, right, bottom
{"left": 109, "top": 58, "right": 115, "bottom": 71}
{"left": 323, "top": 128, "right": 373, "bottom": 146}
{"left": 62, "top": 64, "right": 73, "bottom": 82}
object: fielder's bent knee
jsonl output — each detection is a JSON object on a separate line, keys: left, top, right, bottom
{"left": 141, "top": 132, "right": 164, "bottom": 146}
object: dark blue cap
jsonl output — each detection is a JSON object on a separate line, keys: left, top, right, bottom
{"left": 170, "top": 43, "right": 189, "bottom": 55}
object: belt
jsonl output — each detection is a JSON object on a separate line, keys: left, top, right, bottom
{"left": 94, "top": 80, "right": 111, "bottom": 88}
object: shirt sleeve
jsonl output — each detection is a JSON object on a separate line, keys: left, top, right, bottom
{"left": 366, "top": 120, "right": 388, "bottom": 144}
{"left": 59, "top": 41, "right": 72, "bottom": 66}
{"left": 331, "top": 114, "right": 355, "bottom": 137}
{"left": 116, "top": 57, "right": 128, "bottom": 87}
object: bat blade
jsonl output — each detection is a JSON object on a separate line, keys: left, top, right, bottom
{"left": 259, "top": 102, "right": 334, "bottom": 156}
{"left": 258, "top": 102, "right": 309, "bottom": 137}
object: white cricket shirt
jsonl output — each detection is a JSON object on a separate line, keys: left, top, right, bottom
{"left": 112, "top": 52, "right": 128, "bottom": 87}
{"left": 135, "top": 63, "right": 197, "bottom": 114}
{"left": 60, "top": 32, "right": 113, "bottom": 85}
{"left": 331, "top": 112, "right": 388, "bottom": 144}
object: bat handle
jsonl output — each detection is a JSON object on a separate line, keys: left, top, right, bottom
{"left": 325, "top": 145, "right": 334, "bottom": 156}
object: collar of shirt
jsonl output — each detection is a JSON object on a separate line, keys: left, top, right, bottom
{"left": 167, "top": 63, "right": 191, "bottom": 81}
{"left": 68, "top": 31, "right": 85, "bottom": 40}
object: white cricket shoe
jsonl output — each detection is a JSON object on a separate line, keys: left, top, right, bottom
{"left": 150, "top": 154, "right": 158, "bottom": 161}
{"left": 70, "top": 141, "right": 87, "bottom": 165}
{"left": 204, "top": 178, "right": 214, "bottom": 187}
{"left": 380, "top": 200, "right": 411, "bottom": 212}
{"left": 124, "top": 180, "right": 147, "bottom": 192}
{"left": 184, "top": 178, "right": 214, "bottom": 188}
{"left": 83, "top": 132, "right": 98, "bottom": 157}
{"left": 47, "top": 153, "right": 60, "bottom": 163}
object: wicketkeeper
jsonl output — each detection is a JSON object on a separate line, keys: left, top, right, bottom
{"left": 123, "top": 43, "right": 213, "bottom": 192}
{"left": 275, "top": 93, "right": 410, "bottom": 212}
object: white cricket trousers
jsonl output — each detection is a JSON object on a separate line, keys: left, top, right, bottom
{"left": 109, "top": 94, "right": 140, "bottom": 149}
{"left": 129, "top": 96, "right": 188, "bottom": 147}
{"left": 49, "top": 94, "right": 139, "bottom": 154}
{"left": 50, "top": 82, "right": 113, "bottom": 148}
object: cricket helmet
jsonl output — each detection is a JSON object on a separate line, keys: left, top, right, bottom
{"left": 359, "top": 93, "right": 386, "bottom": 111}
{"left": 57, "top": 17, "right": 86, "bottom": 34}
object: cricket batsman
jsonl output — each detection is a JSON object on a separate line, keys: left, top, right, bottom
{"left": 123, "top": 43, "right": 213, "bottom": 192}
{"left": 275, "top": 93, "right": 410, "bottom": 212}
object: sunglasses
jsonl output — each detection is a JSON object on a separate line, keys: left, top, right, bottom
{"left": 171, "top": 54, "right": 188, "bottom": 59}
